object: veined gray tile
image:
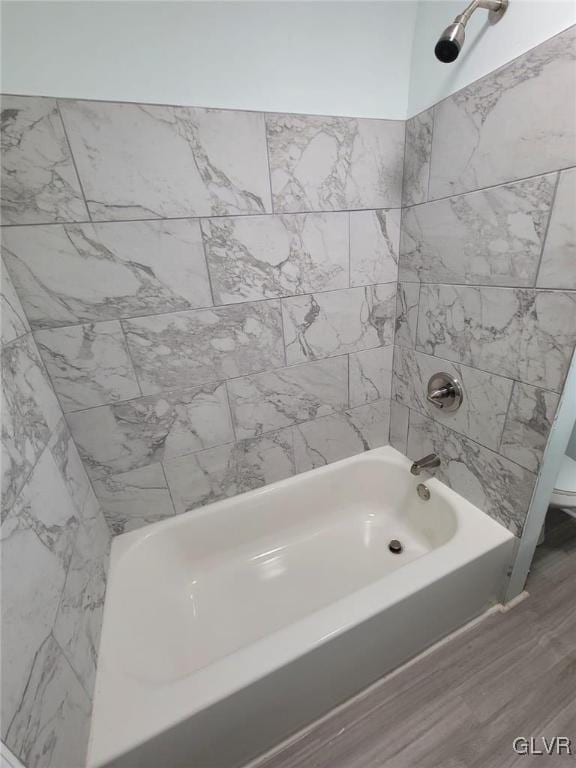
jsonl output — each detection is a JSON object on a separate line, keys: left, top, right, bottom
{"left": 402, "top": 108, "right": 433, "bottom": 206}
{"left": 293, "top": 400, "right": 390, "bottom": 471}
{"left": 266, "top": 113, "right": 404, "bottom": 212}
{"left": 1, "top": 260, "right": 30, "bottom": 346}
{"left": 1, "top": 96, "right": 88, "bottom": 224}
{"left": 1, "top": 333, "right": 61, "bottom": 512}
{"left": 93, "top": 464, "right": 175, "bottom": 535}
{"left": 0, "top": 513, "right": 66, "bottom": 739}
{"left": 11, "top": 447, "right": 79, "bottom": 570}
{"left": 282, "top": 284, "right": 395, "bottom": 365}
{"left": 53, "top": 504, "right": 110, "bottom": 698}
{"left": 202, "top": 212, "right": 348, "bottom": 304}
{"left": 164, "top": 430, "right": 295, "bottom": 515}
{"left": 123, "top": 300, "right": 284, "bottom": 395}
{"left": 392, "top": 346, "right": 513, "bottom": 451}
{"left": 416, "top": 285, "right": 576, "bottom": 392}
{"left": 349, "top": 209, "right": 400, "bottom": 287}
{"left": 60, "top": 100, "right": 271, "bottom": 220}
{"left": 228, "top": 357, "right": 348, "bottom": 439}
{"left": 2, "top": 219, "right": 212, "bottom": 329}
{"left": 390, "top": 399, "right": 409, "bottom": 455}
{"left": 48, "top": 418, "right": 92, "bottom": 513}
{"left": 395, "top": 282, "right": 420, "bottom": 349}
{"left": 407, "top": 411, "right": 535, "bottom": 536}
{"left": 4, "top": 634, "right": 91, "bottom": 768}
{"left": 500, "top": 382, "right": 560, "bottom": 473}
{"left": 349, "top": 346, "right": 393, "bottom": 408}
{"left": 35, "top": 321, "right": 140, "bottom": 412}
{"left": 400, "top": 175, "right": 556, "bottom": 286}
{"left": 66, "top": 382, "right": 233, "bottom": 479}
{"left": 537, "top": 168, "right": 576, "bottom": 289}
{"left": 429, "top": 27, "right": 576, "bottom": 198}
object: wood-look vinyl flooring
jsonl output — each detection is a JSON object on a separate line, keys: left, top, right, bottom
{"left": 253, "top": 509, "right": 576, "bottom": 768}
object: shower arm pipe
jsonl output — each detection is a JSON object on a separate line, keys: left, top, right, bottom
{"left": 454, "top": 0, "right": 507, "bottom": 26}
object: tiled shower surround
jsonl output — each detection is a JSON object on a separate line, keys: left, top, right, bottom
{"left": 1, "top": 23, "right": 575, "bottom": 768}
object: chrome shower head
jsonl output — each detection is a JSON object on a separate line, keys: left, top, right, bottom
{"left": 434, "top": 0, "right": 509, "bottom": 64}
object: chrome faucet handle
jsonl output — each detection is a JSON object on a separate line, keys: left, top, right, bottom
{"left": 426, "top": 373, "right": 463, "bottom": 412}
{"left": 427, "top": 386, "right": 451, "bottom": 407}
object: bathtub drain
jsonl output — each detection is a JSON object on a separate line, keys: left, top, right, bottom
{"left": 388, "top": 539, "right": 403, "bottom": 554}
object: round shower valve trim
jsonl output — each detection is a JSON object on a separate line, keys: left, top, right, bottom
{"left": 426, "top": 373, "right": 464, "bottom": 413}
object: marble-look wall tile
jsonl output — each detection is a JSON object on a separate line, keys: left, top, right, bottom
{"left": 416, "top": 285, "right": 576, "bottom": 392}
{"left": 1, "top": 333, "right": 61, "bottom": 511}
{"left": 282, "top": 284, "right": 396, "bottom": 365}
{"left": 1, "top": 261, "right": 30, "bottom": 346}
{"left": 34, "top": 321, "right": 140, "bottom": 412}
{"left": 400, "top": 175, "right": 556, "bottom": 286}
{"left": 392, "top": 346, "right": 513, "bottom": 451}
{"left": 93, "top": 464, "right": 175, "bottom": 536}
{"left": 123, "top": 300, "right": 284, "bottom": 395}
{"left": 395, "top": 282, "right": 420, "bottom": 349}
{"left": 60, "top": 100, "right": 271, "bottom": 220}
{"left": 266, "top": 113, "right": 404, "bottom": 212}
{"left": 4, "top": 634, "right": 91, "bottom": 768}
{"left": 389, "top": 398, "right": 409, "bottom": 455}
{"left": 202, "top": 212, "right": 348, "bottom": 304}
{"left": 349, "top": 345, "right": 394, "bottom": 408}
{"left": 228, "top": 357, "right": 348, "bottom": 439}
{"left": 407, "top": 411, "right": 536, "bottom": 536}
{"left": 1, "top": 513, "right": 66, "bottom": 739}
{"left": 537, "top": 168, "right": 576, "bottom": 289}
{"left": 429, "top": 26, "right": 576, "bottom": 199}
{"left": 500, "top": 382, "right": 560, "bottom": 473}
{"left": 164, "top": 430, "right": 295, "bottom": 515}
{"left": 52, "top": 506, "right": 109, "bottom": 699}
{"left": 1, "top": 96, "right": 88, "bottom": 225}
{"left": 66, "top": 382, "right": 233, "bottom": 479}
{"left": 402, "top": 109, "right": 433, "bottom": 206}
{"left": 48, "top": 419, "right": 92, "bottom": 513}
{"left": 349, "top": 209, "right": 400, "bottom": 287}
{"left": 293, "top": 400, "right": 390, "bottom": 471}
{"left": 2, "top": 219, "right": 212, "bottom": 329}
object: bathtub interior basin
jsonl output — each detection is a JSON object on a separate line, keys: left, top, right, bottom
{"left": 88, "top": 445, "right": 515, "bottom": 768}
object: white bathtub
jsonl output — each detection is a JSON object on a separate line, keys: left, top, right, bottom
{"left": 88, "top": 445, "right": 515, "bottom": 768}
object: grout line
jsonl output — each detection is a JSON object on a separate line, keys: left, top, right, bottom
{"left": 117, "top": 321, "right": 143, "bottom": 398}
{"left": 223, "top": 379, "right": 238, "bottom": 443}
{"left": 159, "top": 462, "right": 178, "bottom": 518}
{"left": 262, "top": 114, "right": 276, "bottom": 215}
{"left": 498, "top": 381, "right": 517, "bottom": 454}
{"left": 426, "top": 104, "right": 435, "bottom": 203}
{"left": 198, "top": 220, "right": 217, "bottom": 308}
{"left": 56, "top": 100, "right": 93, "bottom": 224}
{"left": 533, "top": 170, "right": 561, "bottom": 288}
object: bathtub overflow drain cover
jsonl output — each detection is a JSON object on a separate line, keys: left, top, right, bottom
{"left": 388, "top": 539, "right": 403, "bottom": 554}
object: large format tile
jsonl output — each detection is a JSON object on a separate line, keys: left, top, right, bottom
{"left": 389, "top": 398, "right": 409, "bottom": 455}
{"left": 537, "top": 168, "right": 576, "bottom": 289}
{"left": 228, "top": 357, "right": 348, "bottom": 439}
{"left": 66, "top": 382, "right": 233, "bottom": 479}
{"left": 400, "top": 175, "right": 556, "bottom": 286}
{"left": 394, "top": 282, "right": 420, "bottom": 349}
{"left": 500, "top": 382, "right": 560, "bottom": 473}
{"left": 429, "top": 26, "right": 576, "bottom": 198}
{"left": 416, "top": 285, "right": 576, "bottom": 392}
{"left": 122, "top": 300, "right": 284, "bottom": 394}
{"left": 266, "top": 114, "right": 404, "bottom": 212}
{"left": 282, "top": 285, "right": 395, "bottom": 365}
{"left": 293, "top": 400, "right": 390, "bottom": 471}
{"left": 0, "top": 513, "right": 66, "bottom": 739}
{"left": 93, "top": 464, "right": 175, "bottom": 535}
{"left": 349, "top": 346, "right": 394, "bottom": 408}
{"left": 48, "top": 418, "right": 92, "bottom": 513}
{"left": 402, "top": 108, "right": 433, "bottom": 206}
{"left": 202, "top": 212, "right": 348, "bottom": 304}
{"left": 392, "top": 346, "right": 513, "bottom": 451}
{"left": 60, "top": 100, "right": 271, "bottom": 220}
{"left": 164, "top": 430, "right": 295, "bottom": 515}
{"left": 1, "top": 333, "right": 61, "bottom": 512}
{"left": 407, "top": 411, "right": 535, "bottom": 536}
{"left": 349, "top": 209, "right": 400, "bottom": 287}
{"left": 34, "top": 321, "right": 140, "bottom": 412}
{"left": 2, "top": 219, "right": 212, "bottom": 329}
{"left": 1, "top": 261, "right": 30, "bottom": 346}
{"left": 4, "top": 634, "right": 92, "bottom": 768}
{"left": 1, "top": 96, "right": 88, "bottom": 225}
